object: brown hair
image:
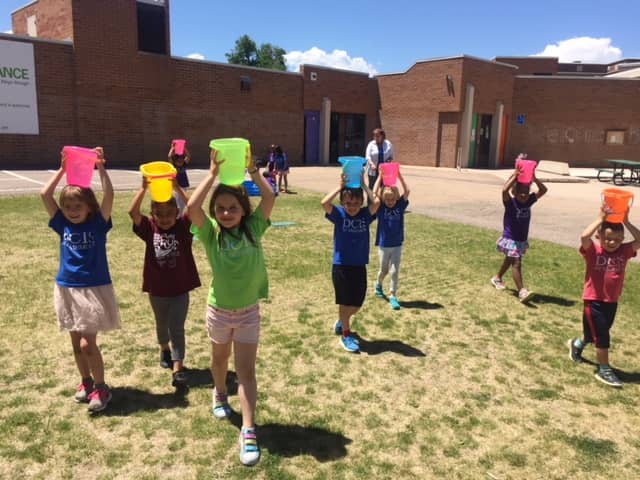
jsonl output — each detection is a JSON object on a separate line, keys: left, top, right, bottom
{"left": 373, "top": 128, "right": 386, "bottom": 140}
{"left": 209, "top": 183, "right": 256, "bottom": 247}
{"left": 340, "top": 187, "right": 364, "bottom": 204}
{"left": 59, "top": 185, "right": 100, "bottom": 219}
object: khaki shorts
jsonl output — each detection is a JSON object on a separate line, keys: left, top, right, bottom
{"left": 54, "top": 284, "right": 121, "bottom": 333}
{"left": 206, "top": 304, "right": 260, "bottom": 344}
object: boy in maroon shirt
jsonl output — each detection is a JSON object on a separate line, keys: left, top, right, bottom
{"left": 568, "top": 208, "right": 640, "bottom": 387}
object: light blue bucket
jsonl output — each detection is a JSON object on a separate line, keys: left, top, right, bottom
{"left": 339, "top": 156, "right": 366, "bottom": 188}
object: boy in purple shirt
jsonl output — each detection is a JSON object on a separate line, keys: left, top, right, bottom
{"left": 490, "top": 167, "right": 547, "bottom": 302}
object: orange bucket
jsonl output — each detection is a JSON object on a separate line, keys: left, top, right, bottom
{"left": 602, "top": 188, "right": 634, "bottom": 223}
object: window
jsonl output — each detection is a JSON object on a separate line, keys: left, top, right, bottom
{"left": 605, "top": 130, "right": 625, "bottom": 145}
{"left": 240, "top": 76, "right": 252, "bottom": 92}
{"left": 137, "top": 1, "right": 167, "bottom": 54}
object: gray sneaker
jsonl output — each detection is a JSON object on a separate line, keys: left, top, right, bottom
{"left": 595, "top": 368, "right": 623, "bottom": 388}
{"left": 567, "top": 338, "right": 583, "bottom": 363}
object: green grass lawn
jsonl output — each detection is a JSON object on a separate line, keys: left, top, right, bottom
{"left": 1, "top": 189, "right": 639, "bottom": 480}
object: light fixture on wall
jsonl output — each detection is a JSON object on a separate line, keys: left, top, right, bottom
{"left": 310, "top": 72, "right": 318, "bottom": 81}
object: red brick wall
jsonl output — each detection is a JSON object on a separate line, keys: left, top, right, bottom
{"left": 12, "top": 0, "right": 73, "bottom": 41}
{"left": 509, "top": 77, "right": 640, "bottom": 166}
{"left": 494, "top": 57, "right": 558, "bottom": 76}
{"left": 378, "top": 58, "right": 464, "bottom": 166}
{"left": 462, "top": 58, "right": 515, "bottom": 116}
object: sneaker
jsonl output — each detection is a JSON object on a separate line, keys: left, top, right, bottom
{"left": 375, "top": 283, "right": 384, "bottom": 298}
{"left": 172, "top": 370, "right": 188, "bottom": 388}
{"left": 333, "top": 319, "right": 343, "bottom": 335}
{"left": 160, "top": 349, "right": 172, "bottom": 369}
{"left": 87, "top": 385, "right": 112, "bottom": 412}
{"left": 567, "top": 338, "right": 583, "bottom": 363}
{"left": 239, "top": 427, "right": 261, "bottom": 466}
{"left": 389, "top": 296, "right": 401, "bottom": 310}
{"left": 518, "top": 288, "right": 532, "bottom": 303}
{"left": 491, "top": 276, "right": 506, "bottom": 290}
{"left": 74, "top": 379, "right": 94, "bottom": 403}
{"left": 340, "top": 334, "right": 360, "bottom": 353}
{"left": 212, "top": 389, "right": 232, "bottom": 419}
{"left": 595, "top": 368, "right": 623, "bottom": 388}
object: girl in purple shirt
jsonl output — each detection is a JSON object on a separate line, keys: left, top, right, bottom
{"left": 490, "top": 166, "right": 547, "bottom": 302}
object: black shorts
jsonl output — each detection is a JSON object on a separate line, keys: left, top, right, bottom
{"left": 332, "top": 265, "right": 367, "bottom": 307}
{"left": 582, "top": 300, "right": 617, "bottom": 349}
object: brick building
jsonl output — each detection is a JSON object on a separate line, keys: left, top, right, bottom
{"left": 1, "top": 0, "right": 638, "bottom": 169}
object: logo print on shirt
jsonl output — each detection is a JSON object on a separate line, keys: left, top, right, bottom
{"left": 63, "top": 231, "right": 95, "bottom": 250}
{"left": 342, "top": 218, "right": 367, "bottom": 233}
{"left": 515, "top": 206, "right": 531, "bottom": 220}
{"left": 594, "top": 255, "right": 625, "bottom": 273}
{"left": 154, "top": 232, "right": 179, "bottom": 267}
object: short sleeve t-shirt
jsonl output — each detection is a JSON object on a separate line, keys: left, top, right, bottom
{"left": 375, "top": 197, "right": 409, "bottom": 247}
{"left": 325, "top": 206, "right": 376, "bottom": 265}
{"left": 581, "top": 242, "right": 637, "bottom": 302}
{"left": 133, "top": 215, "right": 200, "bottom": 297}
{"left": 49, "top": 209, "right": 112, "bottom": 287}
{"left": 502, "top": 194, "right": 537, "bottom": 242}
{"left": 191, "top": 208, "right": 270, "bottom": 310}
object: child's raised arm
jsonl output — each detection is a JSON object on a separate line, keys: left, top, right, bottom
{"left": 128, "top": 177, "right": 148, "bottom": 226}
{"left": 580, "top": 209, "right": 607, "bottom": 250}
{"left": 533, "top": 174, "right": 548, "bottom": 199}
{"left": 95, "top": 147, "right": 114, "bottom": 221}
{"left": 174, "top": 179, "right": 189, "bottom": 215}
{"left": 362, "top": 176, "right": 380, "bottom": 215}
{"left": 624, "top": 214, "right": 640, "bottom": 251}
{"left": 248, "top": 155, "right": 276, "bottom": 220}
{"left": 188, "top": 149, "right": 220, "bottom": 229}
{"left": 167, "top": 142, "right": 175, "bottom": 160}
{"left": 502, "top": 168, "right": 519, "bottom": 203}
{"left": 183, "top": 147, "right": 191, "bottom": 165}
{"left": 40, "top": 151, "right": 65, "bottom": 218}
{"left": 398, "top": 170, "right": 410, "bottom": 200}
{"left": 321, "top": 175, "right": 345, "bottom": 214}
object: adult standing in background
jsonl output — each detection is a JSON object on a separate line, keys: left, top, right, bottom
{"left": 365, "top": 128, "right": 395, "bottom": 189}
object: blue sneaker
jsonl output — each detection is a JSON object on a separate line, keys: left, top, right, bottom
{"left": 389, "top": 296, "right": 401, "bottom": 310}
{"left": 212, "top": 389, "right": 232, "bottom": 419}
{"left": 333, "top": 320, "right": 342, "bottom": 335}
{"left": 375, "top": 283, "right": 384, "bottom": 298}
{"left": 340, "top": 335, "right": 360, "bottom": 353}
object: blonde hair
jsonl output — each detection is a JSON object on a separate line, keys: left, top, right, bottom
{"left": 381, "top": 185, "right": 400, "bottom": 201}
{"left": 59, "top": 185, "right": 100, "bottom": 218}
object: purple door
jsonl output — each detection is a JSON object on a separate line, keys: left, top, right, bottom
{"left": 304, "top": 110, "right": 320, "bottom": 164}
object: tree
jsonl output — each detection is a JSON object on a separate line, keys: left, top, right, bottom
{"left": 226, "top": 35, "right": 286, "bottom": 71}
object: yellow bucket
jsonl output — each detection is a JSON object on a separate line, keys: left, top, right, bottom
{"left": 140, "top": 161, "right": 177, "bottom": 202}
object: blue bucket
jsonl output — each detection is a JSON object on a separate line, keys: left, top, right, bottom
{"left": 338, "top": 156, "right": 366, "bottom": 188}
{"left": 243, "top": 180, "right": 260, "bottom": 196}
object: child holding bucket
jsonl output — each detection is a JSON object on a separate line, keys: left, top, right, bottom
{"left": 128, "top": 177, "right": 200, "bottom": 389}
{"left": 490, "top": 166, "right": 547, "bottom": 302}
{"left": 188, "top": 146, "right": 275, "bottom": 466}
{"left": 40, "top": 147, "right": 120, "bottom": 413}
{"left": 373, "top": 168, "right": 410, "bottom": 310}
{"left": 568, "top": 207, "right": 640, "bottom": 387}
{"left": 322, "top": 169, "right": 380, "bottom": 353}
{"left": 168, "top": 140, "right": 191, "bottom": 210}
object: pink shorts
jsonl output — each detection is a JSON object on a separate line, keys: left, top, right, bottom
{"left": 206, "top": 304, "right": 260, "bottom": 344}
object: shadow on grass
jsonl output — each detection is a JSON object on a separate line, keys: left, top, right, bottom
{"left": 227, "top": 412, "right": 350, "bottom": 461}
{"left": 352, "top": 333, "right": 426, "bottom": 357}
{"left": 185, "top": 368, "right": 238, "bottom": 395}
{"left": 507, "top": 289, "right": 575, "bottom": 308}
{"left": 399, "top": 299, "right": 444, "bottom": 310}
{"left": 97, "top": 386, "right": 189, "bottom": 416}
{"left": 573, "top": 359, "right": 640, "bottom": 384}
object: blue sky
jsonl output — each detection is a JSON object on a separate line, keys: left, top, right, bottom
{"left": 3, "top": 0, "right": 639, "bottom": 75}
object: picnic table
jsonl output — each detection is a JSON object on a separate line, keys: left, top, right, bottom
{"left": 597, "top": 159, "right": 640, "bottom": 185}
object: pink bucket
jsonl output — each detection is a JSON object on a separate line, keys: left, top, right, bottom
{"left": 380, "top": 162, "right": 400, "bottom": 186}
{"left": 173, "top": 139, "right": 186, "bottom": 156}
{"left": 63, "top": 146, "right": 97, "bottom": 187}
{"left": 516, "top": 159, "right": 537, "bottom": 184}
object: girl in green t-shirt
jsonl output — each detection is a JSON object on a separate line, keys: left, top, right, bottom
{"left": 188, "top": 148, "right": 276, "bottom": 467}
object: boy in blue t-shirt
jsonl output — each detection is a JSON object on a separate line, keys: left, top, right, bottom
{"left": 322, "top": 173, "right": 380, "bottom": 353}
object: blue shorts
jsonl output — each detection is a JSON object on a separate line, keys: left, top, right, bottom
{"left": 582, "top": 300, "right": 617, "bottom": 349}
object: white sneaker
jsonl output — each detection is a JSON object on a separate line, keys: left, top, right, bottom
{"left": 491, "top": 276, "right": 506, "bottom": 290}
{"left": 239, "top": 427, "right": 261, "bottom": 466}
{"left": 518, "top": 288, "right": 532, "bottom": 303}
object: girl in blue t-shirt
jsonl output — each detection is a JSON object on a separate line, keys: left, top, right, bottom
{"left": 373, "top": 171, "right": 410, "bottom": 310}
{"left": 188, "top": 148, "right": 275, "bottom": 467}
{"left": 41, "top": 147, "right": 120, "bottom": 414}
{"left": 491, "top": 166, "right": 547, "bottom": 302}
{"left": 322, "top": 172, "right": 380, "bottom": 353}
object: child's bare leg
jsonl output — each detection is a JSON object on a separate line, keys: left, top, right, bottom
{"left": 596, "top": 347, "right": 609, "bottom": 366}
{"left": 283, "top": 174, "right": 288, "bottom": 191}
{"left": 70, "top": 332, "right": 91, "bottom": 379}
{"left": 496, "top": 257, "right": 511, "bottom": 280}
{"left": 80, "top": 333, "right": 104, "bottom": 384}
{"left": 339, "top": 305, "right": 360, "bottom": 332}
{"left": 234, "top": 341, "right": 258, "bottom": 428}
{"left": 511, "top": 258, "right": 524, "bottom": 291}
{"left": 211, "top": 342, "right": 232, "bottom": 394}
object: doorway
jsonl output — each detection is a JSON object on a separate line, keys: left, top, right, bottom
{"left": 329, "top": 113, "right": 366, "bottom": 164}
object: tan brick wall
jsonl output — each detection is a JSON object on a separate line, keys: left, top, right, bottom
{"left": 509, "top": 77, "right": 640, "bottom": 166}
{"left": 12, "top": 0, "right": 73, "bottom": 41}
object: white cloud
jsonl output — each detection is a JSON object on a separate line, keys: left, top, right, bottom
{"left": 3, "top": 30, "right": 13, "bottom": 34}
{"left": 186, "top": 52, "right": 205, "bottom": 60}
{"left": 534, "top": 37, "right": 622, "bottom": 63}
{"left": 284, "top": 47, "right": 378, "bottom": 76}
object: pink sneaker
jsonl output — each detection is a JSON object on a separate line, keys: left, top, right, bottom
{"left": 87, "top": 384, "right": 112, "bottom": 412}
{"left": 491, "top": 276, "right": 506, "bottom": 290}
{"left": 74, "top": 379, "right": 94, "bottom": 403}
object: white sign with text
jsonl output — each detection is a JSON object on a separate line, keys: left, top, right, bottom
{"left": 0, "top": 39, "right": 39, "bottom": 134}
